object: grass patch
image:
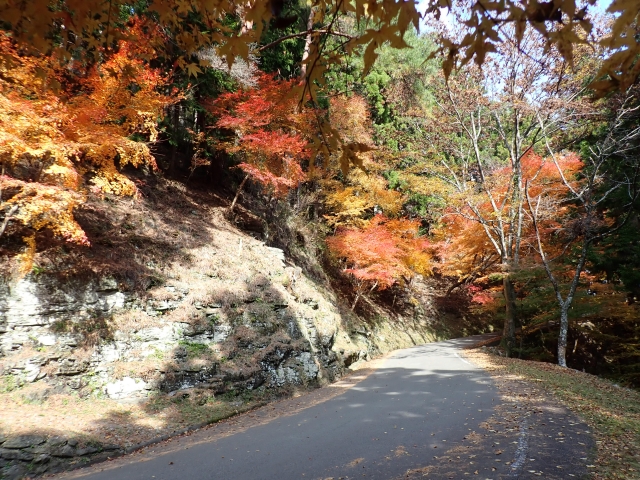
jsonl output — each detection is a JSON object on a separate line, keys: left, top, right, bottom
{"left": 468, "top": 349, "right": 640, "bottom": 480}
{"left": 144, "top": 390, "right": 265, "bottom": 427}
{"left": 178, "top": 341, "right": 212, "bottom": 359}
{"left": 0, "top": 374, "right": 20, "bottom": 393}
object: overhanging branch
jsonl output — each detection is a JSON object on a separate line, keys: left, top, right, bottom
{"left": 258, "top": 29, "right": 355, "bottom": 52}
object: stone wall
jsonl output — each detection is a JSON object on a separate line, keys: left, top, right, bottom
{"left": 0, "top": 434, "right": 121, "bottom": 479}
{"left": 0, "top": 246, "right": 441, "bottom": 479}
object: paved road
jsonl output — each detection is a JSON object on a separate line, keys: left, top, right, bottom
{"left": 59, "top": 336, "right": 593, "bottom": 479}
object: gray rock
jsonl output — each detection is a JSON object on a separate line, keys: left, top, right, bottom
{"left": 101, "top": 444, "right": 121, "bottom": 451}
{"left": 0, "top": 448, "right": 34, "bottom": 461}
{"left": 2, "top": 435, "right": 46, "bottom": 449}
{"left": 46, "top": 436, "right": 68, "bottom": 447}
{"left": 104, "top": 377, "right": 148, "bottom": 399}
{"left": 47, "top": 351, "right": 62, "bottom": 361}
{"left": 67, "top": 439, "right": 78, "bottom": 448}
{"left": 76, "top": 446, "right": 99, "bottom": 456}
{"left": 135, "top": 328, "right": 160, "bottom": 342}
{"left": 96, "top": 277, "right": 118, "bottom": 292}
{"left": 59, "top": 335, "right": 78, "bottom": 348}
{"left": 24, "top": 366, "right": 41, "bottom": 383}
{"left": 34, "top": 453, "right": 51, "bottom": 464}
{"left": 97, "top": 343, "right": 121, "bottom": 363}
{"left": 298, "top": 352, "right": 320, "bottom": 379}
{"left": 56, "top": 358, "right": 88, "bottom": 376}
{"left": 213, "top": 325, "right": 232, "bottom": 343}
{"left": 67, "top": 378, "right": 85, "bottom": 389}
{"left": 32, "top": 462, "right": 53, "bottom": 476}
{"left": 36, "top": 334, "right": 57, "bottom": 346}
{"left": 50, "top": 444, "right": 76, "bottom": 458}
{"left": 2, "top": 463, "right": 28, "bottom": 480}
{"left": 183, "top": 322, "right": 210, "bottom": 337}
{"left": 152, "top": 300, "right": 179, "bottom": 312}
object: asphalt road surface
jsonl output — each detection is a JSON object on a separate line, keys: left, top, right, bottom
{"left": 59, "top": 336, "right": 593, "bottom": 480}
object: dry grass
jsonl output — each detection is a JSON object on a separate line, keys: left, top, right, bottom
{"left": 465, "top": 348, "right": 640, "bottom": 480}
{"left": 111, "top": 310, "right": 162, "bottom": 333}
{"left": 0, "top": 387, "right": 262, "bottom": 448}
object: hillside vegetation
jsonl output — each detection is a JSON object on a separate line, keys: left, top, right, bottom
{"left": 0, "top": 1, "right": 640, "bottom": 477}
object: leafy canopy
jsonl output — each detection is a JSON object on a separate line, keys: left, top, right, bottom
{"left": 0, "top": 19, "right": 176, "bottom": 272}
{"left": 1, "top": 1, "right": 637, "bottom": 97}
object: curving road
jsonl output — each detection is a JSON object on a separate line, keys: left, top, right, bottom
{"left": 58, "top": 336, "right": 593, "bottom": 480}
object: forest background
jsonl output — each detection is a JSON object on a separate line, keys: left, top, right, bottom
{"left": 1, "top": 0, "right": 640, "bottom": 385}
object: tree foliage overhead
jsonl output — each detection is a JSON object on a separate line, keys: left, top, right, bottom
{"left": 0, "top": 19, "right": 176, "bottom": 272}
{"left": 1, "top": 0, "right": 637, "bottom": 98}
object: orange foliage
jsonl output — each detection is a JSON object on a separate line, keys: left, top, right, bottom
{"left": 210, "top": 74, "right": 315, "bottom": 196}
{"left": 327, "top": 215, "right": 432, "bottom": 288}
{"left": 0, "top": 20, "right": 176, "bottom": 267}
{"left": 329, "top": 95, "right": 373, "bottom": 145}
{"left": 436, "top": 149, "right": 585, "bottom": 282}
{"left": 436, "top": 213, "right": 499, "bottom": 280}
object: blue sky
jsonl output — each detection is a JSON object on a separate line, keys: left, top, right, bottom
{"left": 417, "top": 0, "right": 614, "bottom": 29}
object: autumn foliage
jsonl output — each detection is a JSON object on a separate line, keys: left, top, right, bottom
{"left": 327, "top": 214, "right": 432, "bottom": 290}
{"left": 434, "top": 149, "right": 586, "bottom": 303}
{"left": 319, "top": 96, "right": 398, "bottom": 226}
{"left": 210, "top": 74, "right": 316, "bottom": 196}
{"left": 0, "top": 20, "right": 175, "bottom": 271}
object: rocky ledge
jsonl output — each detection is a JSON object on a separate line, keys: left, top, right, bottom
{"left": 0, "top": 434, "right": 121, "bottom": 480}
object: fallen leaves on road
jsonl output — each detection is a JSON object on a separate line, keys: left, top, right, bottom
{"left": 465, "top": 348, "right": 640, "bottom": 480}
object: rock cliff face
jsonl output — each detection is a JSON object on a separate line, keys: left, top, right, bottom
{"left": 0, "top": 201, "right": 445, "bottom": 478}
{"left": 0, "top": 237, "right": 442, "bottom": 405}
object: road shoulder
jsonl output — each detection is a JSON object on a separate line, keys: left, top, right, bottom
{"left": 402, "top": 346, "right": 595, "bottom": 479}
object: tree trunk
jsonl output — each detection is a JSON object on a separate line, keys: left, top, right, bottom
{"left": 0, "top": 204, "right": 19, "bottom": 238}
{"left": 299, "top": 7, "right": 315, "bottom": 79}
{"left": 557, "top": 305, "right": 569, "bottom": 367}
{"left": 169, "top": 105, "right": 179, "bottom": 175}
{"left": 228, "top": 174, "right": 249, "bottom": 214}
{"left": 351, "top": 292, "right": 361, "bottom": 311}
{"left": 502, "top": 274, "right": 517, "bottom": 357}
{"left": 351, "top": 281, "right": 377, "bottom": 311}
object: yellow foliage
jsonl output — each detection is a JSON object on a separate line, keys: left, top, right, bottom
{"left": 16, "top": 235, "right": 36, "bottom": 276}
{"left": 0, "top": 27, "right": 176, "bottom": 266}
{"left": 322, "top": 95, "right": 404, "bottom": 227}
{"left": 329, "top": 95, "right": 373, "bottom": 145}
{"left": 322, "top": 167, "right": 403, "bottom": 227}
{"left": 400, "top": 172, "right": 453, "bottom": 198}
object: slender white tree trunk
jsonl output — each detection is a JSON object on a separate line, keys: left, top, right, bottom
{"left": 557, "top": 305, "right": 569, "bottom": 367}
{"left": 299, "top": 7, "right": 315, "bottom": 79}
{"left": 502, "top": 273, "right": 518, "bottom": 356}
{"left": 228, "top": 174, "right": 249, "bottom": 214}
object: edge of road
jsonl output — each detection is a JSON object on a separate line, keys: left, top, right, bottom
{"left": 52, "top": 334, "right": 504, "bottom": 479}
{"left": 50, "top": 351, "right": 394, "bottom": 478}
